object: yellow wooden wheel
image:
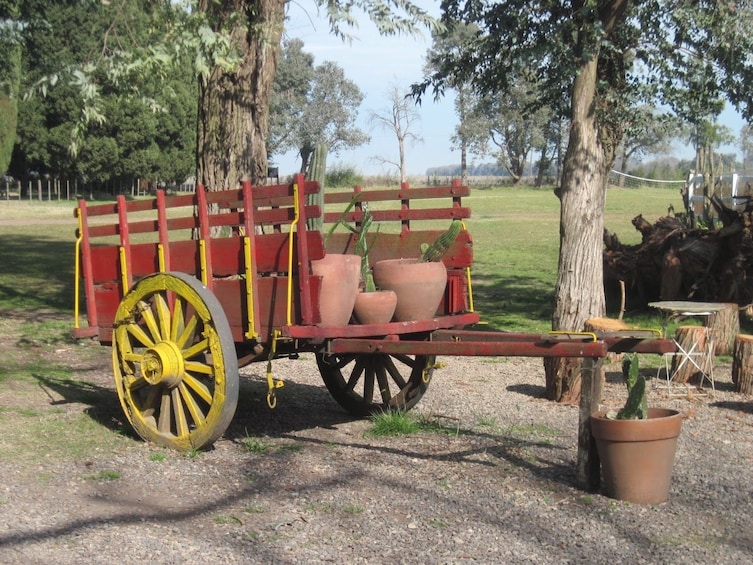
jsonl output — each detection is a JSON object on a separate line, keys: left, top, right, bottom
{"left": 112, "top": 272, "right": 239, "bottom": 451}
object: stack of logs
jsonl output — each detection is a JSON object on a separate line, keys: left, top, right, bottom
{"left": 603, "top": 194, "right": 753, "bottom": 312}
{"left": 603, "top": 194, "right": 753, "bottom": 394}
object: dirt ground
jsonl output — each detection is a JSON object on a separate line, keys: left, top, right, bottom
{"left": 1, "top": 311, "right": 753, "bottom": 564}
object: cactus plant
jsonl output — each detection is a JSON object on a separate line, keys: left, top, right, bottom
{"left": 307, "top": 143, "right": 328, "bottom": 232}
{"left": 616, "top": 354, "right": 648, "bottom": 420}
{"left": 418, "top": 220, "right": 462, "bottom": 263}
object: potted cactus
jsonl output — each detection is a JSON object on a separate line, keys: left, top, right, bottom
{"left": 350, "top": 204, "right": 398, "bottom": 324}
{"left": 590, "top": 354, "right": 684, "bottom": 504}
{"left": 372, "top": 220, "right": 462, "bottom": 322}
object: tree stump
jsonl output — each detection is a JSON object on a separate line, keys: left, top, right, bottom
{"left": 584, "top": 317, "right": 629, "bottom": 366}
{"left": 707, "top": 303, "right": 740, "bottom": 356}
{"left": 731, "top": 334, "right": 753, "bottom": 394}
{"left": 670, "top": 325, "right": 714, "bottom": 384}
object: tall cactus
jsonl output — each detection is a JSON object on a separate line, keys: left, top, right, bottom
{"left": 418, "top": 220, "right": 462, "bottom": 263}
{"left": 307, "top": 143, "right": 328, "bottom": 232}
{"left": 617, "top": 354, "right": 648, "bottom": 420}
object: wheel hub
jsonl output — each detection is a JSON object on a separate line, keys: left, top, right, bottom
{"left": 141, "top": 341, "right": 185, "bottom": 387}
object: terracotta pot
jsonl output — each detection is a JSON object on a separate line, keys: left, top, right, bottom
{"left": 372, "top": 258, "right": 447, "bottom": 322}
{"left": 590, "top": 408, "right": 684, "bottom": 504}
{"left": 353, "top": 290, "right": 398, "bottom": 325}
{"left": 311, "top": 254, "right": 361, "bottom": 327}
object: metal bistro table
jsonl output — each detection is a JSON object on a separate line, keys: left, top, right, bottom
{"left": 648, "top": 301, "right": 726, "bottom": 394}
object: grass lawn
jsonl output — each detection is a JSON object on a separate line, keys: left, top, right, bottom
{"left": 463, "top": 185, "right": 685, "bottom": 332}
{"left": 0, "top": 186, "right": 687, "bottom": 332}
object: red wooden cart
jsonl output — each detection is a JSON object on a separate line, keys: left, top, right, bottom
{"left": 73, "top": 174, "right": 611, "bottom": 451}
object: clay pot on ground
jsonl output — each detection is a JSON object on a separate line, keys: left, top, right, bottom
{"left": 311, "top": 254, "right": 361, "bottom": 327}
{"left": 590, "top": 408, "right": 684, "bottom": 504}
{"left": 372, "top": 258, "right": 447, "bottom": 322}
{"left": 353, "top": 290, "right": 398, "bottom": 325}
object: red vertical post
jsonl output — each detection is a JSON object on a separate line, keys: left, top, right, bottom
{"left": 293, "top": 173, "right": 313, "bottom": 325}
{"left": 156, "top": 190, "right": 171, "bottom": 273}
{"left": 400, "top": 181, "right": 410, "bottom": 233}
{"left": 242, "top": 181, "right": 261, "bottom": 337}
{"left": 116, "top": 194, "right": 133, "bottom": 293}
{"left": 196, "top": 184, "right": 214, "bottom": 291}
{"left": 77, "top": 201, "right": 98, "bottom": 329}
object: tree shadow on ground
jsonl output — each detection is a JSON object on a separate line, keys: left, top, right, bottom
{"left": 0, "top": 235, "right": 75, "bottom": 311}
{"left": 467, "top": 271, "right": 554, "bottom": 328}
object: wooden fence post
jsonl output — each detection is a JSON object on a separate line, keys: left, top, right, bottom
{"left": 577, "top": 356, "right": 603, "bottom": 491}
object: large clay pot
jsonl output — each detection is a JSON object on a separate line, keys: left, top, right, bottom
{"left": 353, "top": 290, "right": 398, "bottom": 325}
{"left": 590, "top": 408, "right": 684, "bottom": 504}
{"left": 372, "top": 259, "right": 447, "bottom": 322}
{"left": 311, "top": 254, "right": 361, "bottom": 327}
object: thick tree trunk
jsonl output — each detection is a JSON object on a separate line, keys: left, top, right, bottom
{"left": 196, "top": 0, "right": 286, "bottom": 189}
{"left": 545, "top": 56, "right": 608, "bottom": 403}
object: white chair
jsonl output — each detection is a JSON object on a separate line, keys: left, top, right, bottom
{"left": 658, "top": 326, "right": 715, "bottom": 395}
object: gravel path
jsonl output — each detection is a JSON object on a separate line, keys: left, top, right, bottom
{"left": 1, "top": 345, "right": 752, "bottom": 564}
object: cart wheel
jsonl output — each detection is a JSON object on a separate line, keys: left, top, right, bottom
{"left": 112, "top": 272, "right": 239, "bottom": 451}
{"left": 316, "top": 352, "right": 435, "bottom": 417}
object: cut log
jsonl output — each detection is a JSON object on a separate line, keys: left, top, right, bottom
{"left": 584, "top": 317, "right": 628, "bottom": 366}
{"left": 670, "top": 325, "right": 714, "bottom": 384}
{"left": 707, "top": 303, "right": 739, "bottom": 356}
{"left": 731, "top": 334, "right": 753, "bottom": 394}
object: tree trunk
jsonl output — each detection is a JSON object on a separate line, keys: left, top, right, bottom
{"left": 545, "top": 55, "right": 608, "bottom": 403}
{"left": 196, "top": 0, "right": 286, "bottom": 189}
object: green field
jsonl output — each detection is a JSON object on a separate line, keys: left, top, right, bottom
{"left": 0, "top": 186, "right": 686, "bottom": 332}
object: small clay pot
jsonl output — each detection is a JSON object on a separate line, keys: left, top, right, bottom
{"left": 353, "top": 290, "right": 398, "bottom": 325}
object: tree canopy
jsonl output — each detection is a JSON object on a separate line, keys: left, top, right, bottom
{"left": 417, "top": 0, "right": 753, "bottom": 401}
{"left": 8, "top": 0, "right": 196, "bottom": 188}
{"left": 268, "top": 38, "right": 369, "bottom": 174}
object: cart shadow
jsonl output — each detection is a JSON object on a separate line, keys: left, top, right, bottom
{"left": 224, "top": 373, "right": 357, "bottom": 440}
{"left": 32, "top": 370, "right": 356, "bottom": 443}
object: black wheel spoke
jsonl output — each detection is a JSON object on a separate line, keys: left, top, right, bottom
{"left": 317, "top": 349, "right": 433, "bottom": 417}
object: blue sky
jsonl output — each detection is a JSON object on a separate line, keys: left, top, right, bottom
{"left": 276, "top": 1, "right": 747, "bottom": 177}
{"left": 278, "top": 1, "right": 457, "bottom": 177}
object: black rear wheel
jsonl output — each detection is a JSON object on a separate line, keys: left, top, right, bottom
{"left": 316, "top": 352, "right": 435, "bottom": 417}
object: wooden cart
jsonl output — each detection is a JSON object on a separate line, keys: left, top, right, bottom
{"left": 73, "top": 174, "right": 609, "bottom": 451}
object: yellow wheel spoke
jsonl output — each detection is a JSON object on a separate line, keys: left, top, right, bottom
{"left": 154, "top": 293, "right": 171, "bottom": 340}
{"left": 183, "top": 338, "right": 210, "bottom": 360}
{"left": 170, "top": 296, "right": 186, "bottom": 342}
{"left": 175, "top": 314, "right": 199, "bottom": 349}
{"left": 122, "top": 351, "right": 143, "bottom": 364}
{"left": 171, "top": 387, "right": 189, "bottom": 437}
{"left": 126, "top": 323, "right": 154, "bottom": 349}
{"left": 185, "top": 361, "right": 214, "bottom": 376}
{"left": 183, "top": 373, "right": 213, "bottom": 404}
{"left": 178, "top": 382, "right": 206, "bottom": 424}
{"left": 112, "top": 272, "right": 239, "bottom": 451}
{"left": 140, "top": 301, "right": 163, "bottom": 344}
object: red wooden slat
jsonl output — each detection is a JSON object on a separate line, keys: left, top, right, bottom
{"left": 77, "top": 200, "right": 99, "bottom": 329}
{"left": 196, "top": 184, "right": 213, "bottom": 290}
{"left": 116, "top": 194, "right": 133, "bottom": 291}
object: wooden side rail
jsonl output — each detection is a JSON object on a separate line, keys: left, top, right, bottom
{"left": 75, "top": 175, "right": 324, "bottom": 339}
{"left": 322, "top": 181, "right": 471, "bottom": 228}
